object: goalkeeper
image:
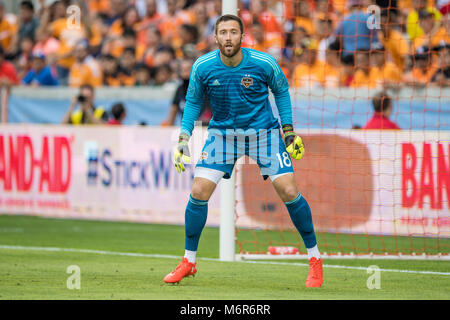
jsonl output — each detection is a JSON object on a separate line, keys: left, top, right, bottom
{"left": 164, "top": 14, "right": 323, "bottom": 287}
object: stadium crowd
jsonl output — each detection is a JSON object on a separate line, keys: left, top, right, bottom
{"left": 0, "top": 0, "right": 448, "bottom": 89}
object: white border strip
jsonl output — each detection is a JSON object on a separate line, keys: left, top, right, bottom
{"left": 1, "top": 245, "right": 449, "bottom": 276}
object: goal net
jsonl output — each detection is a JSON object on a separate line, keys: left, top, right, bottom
{"left": 224, "top": 0, "right": 450, "bottom": 260}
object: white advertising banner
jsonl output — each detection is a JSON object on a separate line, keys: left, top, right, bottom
{"left": 0, "top": 125, "right": 448, "bottom": 238}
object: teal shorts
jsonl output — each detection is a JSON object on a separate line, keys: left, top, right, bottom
{"left": 196, "top": 128, "right": 294, "bottom": 180}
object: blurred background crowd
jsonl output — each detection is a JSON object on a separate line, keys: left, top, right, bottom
{"left": 0, "top": 0, "right": 448, "bottom": 90}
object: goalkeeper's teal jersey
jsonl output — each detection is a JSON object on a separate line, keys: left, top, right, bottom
{"left": 180, "top": 48, "right": 293, "bottom": 136}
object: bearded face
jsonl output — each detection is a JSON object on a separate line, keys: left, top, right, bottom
{"left": 215, "top": 20, "right": 244, "bottom": 58}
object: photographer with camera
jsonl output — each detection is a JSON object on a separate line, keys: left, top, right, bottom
{"left": 61, "top": 84, "right": 108, "bottom": 125}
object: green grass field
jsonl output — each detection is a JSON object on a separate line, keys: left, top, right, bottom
{"left": 0, "top": 214, "right": 449, "bottom": 300}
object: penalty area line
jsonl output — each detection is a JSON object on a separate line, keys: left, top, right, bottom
{"left": 0, "top": 244, "right": 449, "bottom": 276}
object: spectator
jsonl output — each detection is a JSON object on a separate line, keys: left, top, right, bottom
{"left": 0, "top": 47, "right": 19, "bottom": 87}
{"left": 192, "top": 2, "right": 215, "bottom": 52}
{"left": 314, "top": 0, "right": 337, "bottom": 22}
{"left": 293, "top": 0, "right": 315, "bottom": 36}
{"left": 105, "top": 0, "right": 129, "bottom": 26}
{"left": 363, "top": 91, "right": 400, "bottom": 129}
{"left": 322, "top": 41, "right": 344, "bottom": 88}
{"left": 177, "top": 24, "right": 199, "bottom": 59}
{"left": 0, "top": 1, "right": 16, "bottom": 54}
{"left": 109, "top": 5, "right": 141, "bottom": 37}
{"left": 351, "top": 49, "right": 376, "bottom": 88}
{"left": 406, "top": 0, "right": 443, "bottom": 43}
{"left": 161, "top": 59, "right": 211, "bottom": 125}
{"left": 88, "top": 0, "right": 111, "bottom": 18}
{"left": 159, "top": 0, "right": 193, "bottom": 47}
{"left": 341, "top": 53, "right": 356, "bottom": 87}
{"left": 22, "top": 52, "right": 58, "bottom": 86}
{"left": 69, "top": 39, "right": 103, "bottom": 88}
{"left": 107, "top": 102, "right": 127, "bottom": 125}
{"left": 316, "top": 15, "right": 336, "bottom": 63}
{"left": 137, "top": 0, "right": 164, "bottom": 45}
{"left": 293, "top": 38, "right": 326, "bottom": 88}
{"left": 134, "top": 63, "right": 151, "bottom": 86}
{"left": 16, "top": 36, "right": 34, "bottom": 81}
{"left": 32, "top": 27, "right": 60, "bottom": 58}
{"left": 61, "top": 84, "right": 108, "bottom": 125}
{"left": 403, "top": 49, "right": 437, "bottom": 86}
{"left": 152, "top": 63, "right": 172, "bottom": 86}
{"left": 377, "top": 9, "right": 411, "bottom": 71}
{"left": 142, "top": 26, "right": 164, "bottom": 68}
{"left": 152, "top": 46, "right": 176, "bottom": 68}
{"left": 11, "top": 1, "right": 40, "bottom": 55}
{"left": 245, "top": 21, "right": 282, "bottom": 59}
{"left": 90, "top": 14, "right": 110, "bottom": 56}
{"left": 38, "top": 0, "right": 92, "bottom": 83}
{"left": 413, "top": 9, "right": 450, "bottom": 52}
{"left": 107, "top": 28, "right": 145, "bottom": 60}
{"left": 100, "top": 54, "right": 120, "bottom": 86}
{"left": 334, "top": 0, "right": 378, "bottom": 60}
{"left": 431, "top": 42, "right": 450, "bottom": 86}
{"left": 370, "top": 43, "right": 403, "bottom": 88}
{"left": 283, "top": 25, "right": 309, "bottom": 62}
{"left": 118, "top": 47, "right": 137, "bottom": 86}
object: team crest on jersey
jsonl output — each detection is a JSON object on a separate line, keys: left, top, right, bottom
{"left": 199, "top": 151, "right": 208, "bottom": 161}
{"left": 241, "top": 75, "right": 254, "bottom": 88}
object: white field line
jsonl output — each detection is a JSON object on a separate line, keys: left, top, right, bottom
{"left": 1, "top": 244, "right": 449, "bottom": 276}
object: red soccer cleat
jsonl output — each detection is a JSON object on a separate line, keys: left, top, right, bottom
{"left": 306, "top": 257, "right": 323, "bottom": 287}
{"left": 163, "top": 258, "right": 197, "bottom": 284}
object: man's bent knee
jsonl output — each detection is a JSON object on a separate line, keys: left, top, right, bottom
{"left": 279, "top": 185, "right": 299, "bottom": 203}
{"left": 191, "top": 177, "right": 216, "bottom": 201}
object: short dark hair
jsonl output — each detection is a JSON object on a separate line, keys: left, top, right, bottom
{"left": 372, "top": 92, "right": 392, "bottom": 113}
{"left": 80, "top": 83, "right": 94, "bottom": 93}
{"left": 20, "top": 0, "right": 34, "bottom": 11}
{"left": 111, "top": 102, "right": 126, "bottom": 120}
{"left": 215, "top": 14, "right": 244, "bottom": 34}
{"left": 181, "top": 24, "right": 199, "bottom": 43}
{"left": 123, "top": 47, "right": 136, "bottom": 56}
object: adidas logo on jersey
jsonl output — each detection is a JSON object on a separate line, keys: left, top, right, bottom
{"left": 212, "top": 79, "right": 221, "bottom": 86}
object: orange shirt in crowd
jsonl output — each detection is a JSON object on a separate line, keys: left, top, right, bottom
{"left": 321, "top": 63, "right": 344, "bottom": 88}
{"left": 137, "top": 13, "right": 164, "bottom": 45}
{"left": 159, "top": 10, "right": 194, "bottom": 47}
{"left": 50, "top": 18, "right": 100, "bottom": 69}
{"left": 371, "top": 62, "right": 403, "bottom": 87}
{"left": 103, "top": 75, "right": 121, "bottom": 87}
{"left": 117, "top": 72, "right": 136, "bottom": 87}
{"left": 293, "top": 59, "right": 327, "bottom": 87}
{"left": 240, "top": 9, "right": 282, "bottom": 34}
{"left": 378, "top": 29, "right": 411, "bottom": 70}
{"left": 403, "top": 65, "right": 438, "bottom": 84}
{"left": 413, "top": 27, "right": 450, "bottom": 51}
{"left": 88, "top": 0, "right": 111, "bottom": 15}
{"left": 295, "top": 17, "right": 315, "bottom": 36}
{"left": 69, "top": 56, "right": 103, "bottom": 87}
{"left": 109, "top": 42, "right": 146, "bottom": 60}
{"left": 351, "top": 69, "right": 377, "bottom": 88}
{"left": 0, "top": 17, "right": 16, "bottom": 51}
{"left": 243, "top": 33, "right": 283, "bottom": 53}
